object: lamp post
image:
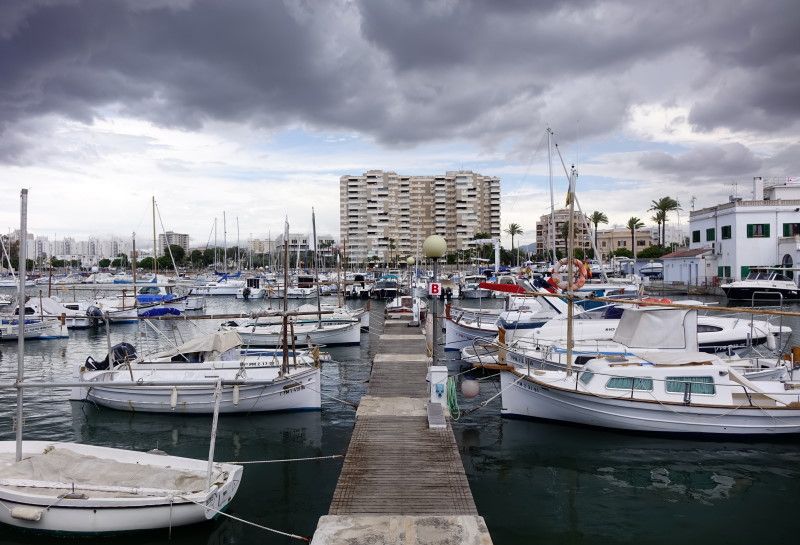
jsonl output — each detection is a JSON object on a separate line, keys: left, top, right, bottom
{"left": 406, "top": 256, "right": 415, "bottom": 295}
{"left": 423, "top": 235, "right": 447, "bottom": 367}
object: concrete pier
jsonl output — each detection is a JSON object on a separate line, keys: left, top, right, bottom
{"left": 311, "top": 318, "right": 493, "bottom": 545}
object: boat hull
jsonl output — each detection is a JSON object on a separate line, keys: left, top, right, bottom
{"left": 500, "top": 371, "right": 800, "bottom": 434}
{"left": 81, "top": 368, "right": 321, "bottom": 414}
{"left": 0, "top": 441, "right": 242, "bottom": 533}
{"left": 444, "top": 318, "right": 495, "bottom": 351}
{"left": 237, "top": 323, "right": 361, "bottom": 347}
{"left": 721, "top": 286, "right": 799, "bottom": 301}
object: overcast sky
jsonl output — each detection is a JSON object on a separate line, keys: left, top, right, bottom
{"left": 0, "top": 0, "right": 797, "bottom": 248}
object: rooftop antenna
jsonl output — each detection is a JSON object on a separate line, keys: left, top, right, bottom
{"left": 690, "top": 196, "right": 697, "bottom": 211}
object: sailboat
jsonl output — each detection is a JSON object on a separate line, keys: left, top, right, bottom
{"left": 0, "top": 189, "right": 243, "bottom": 533}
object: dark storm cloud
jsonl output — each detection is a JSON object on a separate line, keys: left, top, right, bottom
{"left": 0, "top": 0, "right": 798, "bottom": 161}
{"left": 638, "top": 143, "right": 761, "bottom": 178}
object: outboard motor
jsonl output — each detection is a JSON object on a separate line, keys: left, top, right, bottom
{"left": 86, "top": 305, "right": 104, "bottom": 318}
{"left": 85, "top": 342, "right": 137, "bottom": 371}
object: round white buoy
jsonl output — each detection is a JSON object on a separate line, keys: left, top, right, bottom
{"left": 461, "top": 379, "right": 480, "bottom": 398}
{"left": 766, "top": 333, "right": 777, "bottom": 351}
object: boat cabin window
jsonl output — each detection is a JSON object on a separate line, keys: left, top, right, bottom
{"left": 665, "top": 376, "right": 715, "bottom": 395}
{"left": 605, "top": 376, "right": 653, "bottom": 391}
{"left": 64, "top": 304, "right": 80, "bottom": 311}
{"left": 139, "top": 286, "right": 160, "bottom": 295}
{"left": 696, "top": 324, "right": 723, "bottom": 333}
{"left": 578, "top": 371, "right": 594, "bottom": 385}
{"left": 773, "top": 273, "right": 790, "bottom": 282}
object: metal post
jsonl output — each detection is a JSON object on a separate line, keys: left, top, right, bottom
{"left": 16, "top": 188, "right": 28, "bottom": 462}
{"left": 431, "top": 257, "right": 438, "bottom": 367}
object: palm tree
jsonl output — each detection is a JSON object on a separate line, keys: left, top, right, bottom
{"left": 627, "top": 217, "right": 644, "bottom": 258}
{"left": 649, "top": 197, "right": 680, "bottom": 246}
{"left": 589, "top": 211, "right": 608, "bottom": 256}
{"left": 505, "top": 223, "right": 523, "bottom": 265}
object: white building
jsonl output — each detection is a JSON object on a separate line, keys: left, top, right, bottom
{"left": 687, "top": 177, "right": 800, "bottom": 282}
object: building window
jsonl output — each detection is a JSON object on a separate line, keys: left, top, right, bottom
{"left": 637, "top": 240, "right": 646, "bottom": 246}
{"left": 692, "top": 230, "right": 700, "bottom": 243}
{"left": 717, "top": 266, "right": 731, "bottom": 278}
{"left": 601, "top": 241, "right": 607, "bottom": 247}
{"left": 746, "top": 224, "right": 770, "bottom": 238}
{"left": 721, "top": 225, "right": 732, "bottom": 239}
{"left": 783, "top": 223, "right": 800, "bottom": 237}
{"left": 706, "top": 228, "right": 715, "bottom": 241}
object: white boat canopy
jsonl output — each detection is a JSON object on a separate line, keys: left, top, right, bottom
{"left": 150, "top": 331, "right": 242, "bottom": 361}
{"left": 611, "top": 307, "right": 698, "bottom": 351}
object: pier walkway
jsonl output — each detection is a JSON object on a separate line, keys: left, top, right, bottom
{"left": 311, "top": 318, "right": 493, "bottom": 545}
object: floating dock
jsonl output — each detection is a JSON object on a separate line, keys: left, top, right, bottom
{"left": 311, "top": 318, "right": 493, "bottom": 545}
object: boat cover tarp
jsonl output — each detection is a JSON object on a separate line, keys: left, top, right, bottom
{"left": 0, "top": 447, "right": 218, "bottom": 496}
{"left": 149, "top": 331, "right": 242, "bottom": 361}
{"left": 612, "top": 308, "right": 698, "bottom": 350}
{"left": 479, "top": 282, "right": 527, "bottom": 294}
{"left": 139, "top": 307, "right": 181, "bottom": 318}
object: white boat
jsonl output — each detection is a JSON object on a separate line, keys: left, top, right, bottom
{"left": 296, "top": 303, "right": 370, "bottom": 330}
{"left": 0, "top": 318, "right": 69, "bottom": 341}
{"left": 222, "top": 317, "right": 361, "bottom": 347}
{"left": 235, "top": 277, "right": 267, "bottom": 299}
{"left": 0, "top": 294, "right": 11, "bottom": 306}
{"left": 13, "top": 296, "right": 92, "bottom": 329}
{"left": 385, "top": 295, "right": 427, "bottom": 320}
{"left": 192, "top": 276, "right": 246, "bottom": 296}
{"left": 0, "top": 277, "right": 34, "bottom": 288}
{"left": 460, "top": 275, "right": 491, "bottom": 299}
{"left": 0, "top": 441, "right": 242, "bottom": 532}
{"left": 721, "top": 268, "right": 799, "bottom": 301}
{"left": 500, "top": 355, "right": 800, "bottom": 435}
{"left": 72, "top": 332, "right": 321, "bottom": 413}
{"left": 504, "top": 306, "right": 789, "bottom": 380}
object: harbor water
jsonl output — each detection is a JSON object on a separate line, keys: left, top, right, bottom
{"left": 0, "top": 292, "right": 798, "bottom": 544}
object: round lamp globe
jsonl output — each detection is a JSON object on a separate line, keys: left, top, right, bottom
{"left": 422, "top": 235, "right": 447, "bottom": 259}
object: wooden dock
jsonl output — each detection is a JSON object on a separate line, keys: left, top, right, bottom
{"left": 311, "top": 318, "right": 493, "bottom": 545}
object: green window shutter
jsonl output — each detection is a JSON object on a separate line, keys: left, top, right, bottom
{"left": 741, "top": 266, "right": 750, "bottom": 279}
{"left": 721, "top": 225, "right": 731, "bottom": 239}
{"left": 784, "top": 223, "right": 791, "bottom": 237}
{"left": 763, "top": 224, "right": 770, "bottom": 237}
{"left": 706, "top": 228, "right": 715, "bottom": 241}
{"left": 746, "top": 224, "right": 753, "bottom": 237}
{"left": 692, "top": 230, "right": 700, "bottom": 243}
{"left": 717, "top": 266, "right": 723, "bottom": 277}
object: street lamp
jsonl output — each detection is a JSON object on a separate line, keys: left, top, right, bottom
{"left": 406, "top": 256, "right": 415, "bottom": 295}
{"left": 423, "top": 235, "right": 447, "bottom": 367}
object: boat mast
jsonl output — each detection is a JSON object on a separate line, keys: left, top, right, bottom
{"left": 214, "top": 217, "right": 218, "bottom": 272}
{"left": 281, "top": 217, "right": 290, "bottom": 376}
{"left": 223, "top": 212, "right": 228, "bottom": 274}
{"left": 547, "top": 127, "right": 557, "bottom": 265}
{"left": 152, "top": 196, "right": 158, "bottom": 277}
{"left": 312, "top": 208, "right": 322, "bottom": 327}
{"left": 236, "top": 216, "right": 240, "bottom": 271}
{"left": 132, "top": 233, "right": 137, "bottom": 306}
{"left": 566, "top": 166, "right": 577, "bottom": 377}
{"left": 15, "top": 188, "right": 28, "bottom": 462}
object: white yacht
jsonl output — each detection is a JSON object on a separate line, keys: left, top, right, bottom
{"left": 721, "top": 268, "right": 799, "bottom": 301}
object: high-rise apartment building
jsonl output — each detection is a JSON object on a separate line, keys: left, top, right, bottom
{"left": 339, "top": 170, "right": 500, "bottom": 262}
{"left": 157, "top": 231, "right": 190, "bottom": 255}
{"left": 535, "top": 208, "right": 591, "bottom": 257}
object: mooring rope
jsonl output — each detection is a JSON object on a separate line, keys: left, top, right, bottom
{"left": 177, "top": 494, "right": 311, "bottom": 542}
{"left": 227, "top": 454, "right": 343, "bottom": 464}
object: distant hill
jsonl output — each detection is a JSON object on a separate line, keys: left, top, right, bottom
{"left": 517, "top": 242, "right": 537, "bottom": 254}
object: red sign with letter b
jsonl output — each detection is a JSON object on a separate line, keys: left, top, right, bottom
{"left": 428, "top": 282, "right": 441, "bottom": 296}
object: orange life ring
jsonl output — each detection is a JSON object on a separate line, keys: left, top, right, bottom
{"left": 547, "top": 258, "right": 588, "bottom": 290}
